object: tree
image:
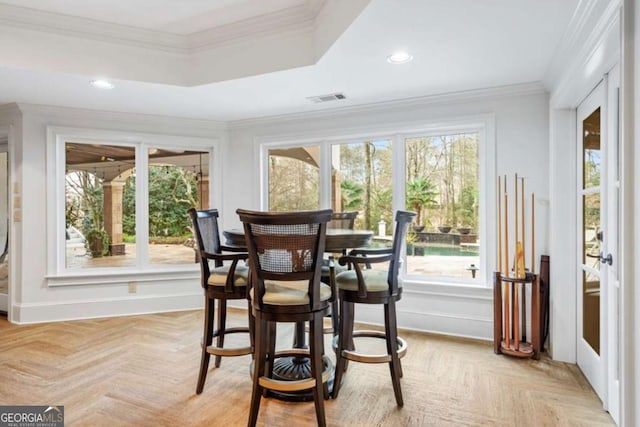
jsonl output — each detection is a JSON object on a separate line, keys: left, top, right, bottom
{"left": 406, "top": 178, "right": 438, "bottom": 226}
{"left": 340, "top": 180, "right": 363, "bottom": 210}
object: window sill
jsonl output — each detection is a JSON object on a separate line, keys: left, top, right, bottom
{"left": 401, "top": 278, "right": 493, "bottom": 301}
{"left": 46, "top": 265, "right": 199, "bottom": 287}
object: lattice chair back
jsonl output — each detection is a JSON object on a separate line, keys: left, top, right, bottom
{"left": 328, "top": 211, "right": 358, "bottom": 230}
{"left": 388, "top": 210, "right": 416, "bottom": 295}
{"left": 237, "top": 209, "right": 333, "bottom": 312}
{"left": 188, "top": 208, "right": 223, "bottom": 286}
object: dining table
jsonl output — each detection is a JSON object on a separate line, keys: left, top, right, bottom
{"left": 222, "top": 227, "right": 374, "bottom": 401}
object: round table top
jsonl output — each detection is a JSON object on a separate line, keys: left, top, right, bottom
{"left": 223, "top": 228, "right": 373, "bottom": 252}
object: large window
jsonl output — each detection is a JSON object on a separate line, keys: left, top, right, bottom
{"left": 404, "top": 133, "right": 480, "bottom": 280}
{"left": 331, "top": 140, "right": 392, "bottom": 230}
{"left": 261, "top": 118, "right": 493, "bottom": 286}
{"left": 268, "top": 146, "right": 320, "bottom": 211}
{"left": 50, "top": 128, "right": 216, "bottom": 277}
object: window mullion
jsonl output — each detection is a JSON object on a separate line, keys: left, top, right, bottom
{"left": 136, "top": 144, "right": 149, "bottom": 267}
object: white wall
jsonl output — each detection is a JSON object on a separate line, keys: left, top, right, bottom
{"left": 227, "top": 86, "right": 550, "bottom": 340}
{"left": 1, "top": 103, "right": 230, "bottom": 324}
{"left": 0, "top": 87, "right": 552, "bottom": 341}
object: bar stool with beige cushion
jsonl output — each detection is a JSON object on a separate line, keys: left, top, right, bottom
{"left": 237, "top": 208, "right": 334, "bottom": 427}
{"left": 188, "top": 208, "right": 253, "bottom": 395}
{"left": 321, "top": 211, "right": 358, "bottom": 335}
{"left": 331, "top": 210, "right": 416, "bottom": 407}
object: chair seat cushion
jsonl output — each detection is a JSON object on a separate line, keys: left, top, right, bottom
{"left": 207, "top": 264, "right": 249, "bottom": 286}
{"left": 335, "top": 269, "right": 393, "bottom": 292}
{"left": 250, "top": 280, "right": 332, "bottom": 305}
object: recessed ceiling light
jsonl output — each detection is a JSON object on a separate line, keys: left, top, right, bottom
{"left": 90, "top": 79, "right": 114, "bottom": 90}
{"left": 387, "top": 51, "right": 413, "bottom": 64}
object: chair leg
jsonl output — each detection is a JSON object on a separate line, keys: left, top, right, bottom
{"left": 247, "top": 300, "right": 255, "bottom": 358}
{"left": 248, "top": 317, "right": 267, "bottom": 427}
{"left": 196, "top": 297, "right": 215, "bottom": 394}
{"left": 385, "top": 301, "right": 403, "bottom": 407}
{"left": 310, "top": 313, "right": 327, "bottom": 427}
{"left": 330, "top": 299, "right": 339, "bottom": 336}
{"left": 214, "top": 299, "right": 227, "bottom": 368}
{"left": 263, "top": 321, "right": 277, "bottom": 397}
{"left": 332, "top": 299, "right": 352, "bottom": 399}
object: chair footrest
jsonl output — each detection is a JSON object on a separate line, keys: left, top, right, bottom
{"left": 332, "top": 330, "right": 407, "bottom": 363}
{"left": 251, "top": 353, "right": 334, "bottom": 392}
{"left": 201, "top": 327, "right": 252, "bottom": 357}
{"left": 206, "top": 344, "right": 252, "bottom": 357}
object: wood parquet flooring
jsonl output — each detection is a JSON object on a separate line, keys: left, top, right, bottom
{"left": 0, "top": 309, "right": 614, "bottom": 426}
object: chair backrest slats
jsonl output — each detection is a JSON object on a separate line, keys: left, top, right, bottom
{"left": 237, "top": 209, "right": 332, "bottom": 311}
{"left": 388, "top": 210, "right": 416, "bottom": 295}
{"left": 328, "top": 211, "right": 358, "bottom": 230}
{"left": 188, "top": 208, "right": 223, "bottom": 287}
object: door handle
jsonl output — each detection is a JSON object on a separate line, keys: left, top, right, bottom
{"left": 599, "top": 252, "right": 613, "bottom": 266}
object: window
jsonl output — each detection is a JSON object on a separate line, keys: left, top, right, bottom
{"left": 404, "top": 133, "right": 480, "bottom": 280}
{"left": 49, "top": 127, "right": 217, "bottom": 279}
{"left": 260, "top": 116, "right": 494, "bottom": 286}
{"left": 268, "top": 146, "right": 320, "bottom": 211}
{"left": 331, "top": 140, "right": 392, "bottom": 230}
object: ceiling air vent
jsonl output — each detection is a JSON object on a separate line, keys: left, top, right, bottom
{"left": 307, "top": 92, "right": 347, "bottom": 103}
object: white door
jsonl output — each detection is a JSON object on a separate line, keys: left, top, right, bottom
{"left": 0, "top": 140, "right": 7, "bottom": 314}
{"left": 576, "top": 69, "right": 620, "bottom": 421}
{"left": 604, "top": 65, "right": 620, "bottom": 425}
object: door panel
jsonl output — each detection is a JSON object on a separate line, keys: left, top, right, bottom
{"left": 576, "top": 81, "right": 605, "bottom": 400}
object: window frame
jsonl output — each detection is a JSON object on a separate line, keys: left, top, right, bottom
{"left": 46, "top": 126, "right": 221, "bottom": 285}
{"left": 258, "top": 114, "right": 496, "bottom": 288}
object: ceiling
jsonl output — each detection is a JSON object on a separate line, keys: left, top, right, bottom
{"left": 0, "top": 0, "right": 580, "bottom": 121}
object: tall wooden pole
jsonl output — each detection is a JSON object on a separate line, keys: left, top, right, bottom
{"left": 504, "top": 176, "right": 509, "bottom": 275}
{"left": 531, "top": 192, "right": 536, "bottom": 274}
{"left": 498, "top": 176, "right": 502, "bottom": 273}
{"left": 521, "top": 177, "right": 525, "bottom": 270}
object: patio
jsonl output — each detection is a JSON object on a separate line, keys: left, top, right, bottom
{"left": 65, "top": 242, "right": 480, "bottom": 279}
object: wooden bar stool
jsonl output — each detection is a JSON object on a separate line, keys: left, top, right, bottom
{"left": 238, "top": 208, "right": 335, "bottom": 427}
{"left": 188, "top": 208, "right": 253, "bottom": 394}
{"left": 331, "top": 210, "right": 415, "bottom": 407}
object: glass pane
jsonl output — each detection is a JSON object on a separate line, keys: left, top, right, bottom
{"left": 65, "top": 143, "right": 136, "bottom": 268}
{"left": 582, "top": 270, "right": 600, "bottom": 355}
{"left": 268, "top": 146, "right": 320, "bottom": 211}
{"left": 582, "top": 193, "right": 600, "bottom": 270}
{"left": 148, "top": 149, "right": 209, "bottom": 265}
{"left": 404, "top": 133, "right": 480, "bottom": 279}
{"left": 330, "top": 140, "right": 392, "bottom": 231}
{"left": 583, "top": 108, "right": 601, "bottom": 188}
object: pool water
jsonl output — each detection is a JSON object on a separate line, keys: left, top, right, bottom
{"left": 409, "top": 244, "right": 478, "bottom": 257}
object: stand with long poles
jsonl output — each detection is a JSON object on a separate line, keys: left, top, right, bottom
{"left": 493, "top": 174, "right": 541, "bottom": 359}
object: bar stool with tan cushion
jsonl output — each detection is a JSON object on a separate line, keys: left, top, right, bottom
{"left": 237, "top": 208, "right": 334, "bottom": 427}
{"left": 188, "top": 208, "right": 253, "bottom": 395}
{"left": 331, "top": 210, "right": 416, "bottom": 407}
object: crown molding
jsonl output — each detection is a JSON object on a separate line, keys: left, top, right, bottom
{"left": 15, "top": 103, "right": 229, "bottom": 133}
{"left": 188, "top": 3, "right": 319, "bottom": 51}
{"left": 0, "top": 3, "right": 185, "bottom": 52}
{"left": 543, "top": 0, "right": 622, "bottom": 95}
{"left": 229, "top": 82, "right": 547, "bottom": 129}
{"left": 0, "top": 1, "right": 326, "bottom": 54}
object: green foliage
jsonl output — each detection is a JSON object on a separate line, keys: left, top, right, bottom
{"left": 85, "top": 228, "right": 110, "bottom": 257}
{"left": 123, "top": 165, "right": 199, "bottom": 237}
{"left": 340, "top": 180, "right": 363, "bottom": 210}
{"left": 458, "top": 185, "right": 477, "bottom": 228}
{"left": 406, "top": 178, "right": 438, "bottom": 226}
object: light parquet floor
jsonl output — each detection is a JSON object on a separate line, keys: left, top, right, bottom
{"left": 0, "top": 309, "right": 613, "bottom": 426}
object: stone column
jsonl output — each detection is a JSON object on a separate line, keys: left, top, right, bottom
{"left": 197, "top": 177, "right": 209, "bottom": 209}
{"left": 103, "top": 181, "right": 125, "bottom": 255}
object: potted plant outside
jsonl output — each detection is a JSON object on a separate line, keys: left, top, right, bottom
{"left": 86, "top": 229, "right": 110, "bottom": 257}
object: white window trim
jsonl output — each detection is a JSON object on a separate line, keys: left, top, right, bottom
{"left": 45, "top": 126, "right": 221, "bottom": 286}
{"left": 256, "top": 114, "right": 496, "bottom": 289}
